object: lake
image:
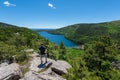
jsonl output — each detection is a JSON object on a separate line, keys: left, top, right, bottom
{"left": 38, "top": 31, "right": 77, "bottom": 47}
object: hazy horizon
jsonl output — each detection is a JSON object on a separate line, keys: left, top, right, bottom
{"left": 1, "top": 0, "right": 120, "bottom": 28}
{"left": 1, "top": 19, "right": 120, "bottom": 29}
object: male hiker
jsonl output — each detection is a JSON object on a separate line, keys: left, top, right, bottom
{"left": 39, "top": 43, "right": 47, "bottom": 64}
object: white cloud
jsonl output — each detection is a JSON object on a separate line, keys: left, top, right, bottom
{"left": 3, "top": 1, "right": 16, "bottom": 7}
{"left": 48, "top": 3, "right": 56, "bottom": 9}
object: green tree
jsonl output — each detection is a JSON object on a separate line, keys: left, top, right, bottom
{"left": 59, "top": 41, "right": 66, "bottom": 54}
{"left": 84, "top": 35, "right": 119, "bottom": 79}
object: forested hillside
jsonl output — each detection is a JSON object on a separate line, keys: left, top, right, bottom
{"left": 0, "top": 22, "right": 48, "bottom": 63}
{"left": 0, "top": 22, "right": 120, "bottom": 80}
{"left": 49, "top": 20, "right": 120, "bottom": 44}
{"left": 47, "top": 20, "right": 120, "bottom": 80}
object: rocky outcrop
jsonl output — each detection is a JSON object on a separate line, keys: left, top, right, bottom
{"left": 0, "top": 62, "right": 8, "bottom": 67}
{"left": 22, "top": 71, "right": 40, "bottom": 80}
{"left": 29, "top": 53, "right": 55, "bottom": 72}
{"left": 21, "top": 53, "right": 71, "bottom": 80}
{"left": 22, "top": 71, "right": 65, "bottom": 80}
{"left": 0, "top": 63, "right": 22, "bottom": 80}
{"left": 0, "top": 53, "right": 71, "bottom": 80}
{"left": 51, "top": 60, "right": 72, "bottom": 75}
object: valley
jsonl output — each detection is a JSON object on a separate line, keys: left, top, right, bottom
{"left": 0, "top": 21, "right": 120, "bottom": 80}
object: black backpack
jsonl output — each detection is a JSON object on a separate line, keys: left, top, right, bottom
{"left": 39, "top": 46, "right": 46, "bottom": 55}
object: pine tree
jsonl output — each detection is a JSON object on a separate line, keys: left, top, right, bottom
{"left": 59, "top": 41, "right": 66, "bottom": 54}
{"left": 84, "top": 35, "right": 119, "bottom": 79}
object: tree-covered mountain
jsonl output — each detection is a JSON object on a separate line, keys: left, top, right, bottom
{"left": 0, "top": 22, "right": 17, "bottom": 28}
{"left": 0, "top": 22, "right": 49, "bottom": 63}
{"left": 49, "top": 20, "right": 120, "bottom": 44}
{"left": 47, "top": 20, "right": 120, "bottom": 80}
{"left": 0, "top": 22, "right": 120, "bottom": 80}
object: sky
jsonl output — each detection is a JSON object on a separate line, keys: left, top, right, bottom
{"left": 0, "top": 0, "right": 120, "bottom": 29}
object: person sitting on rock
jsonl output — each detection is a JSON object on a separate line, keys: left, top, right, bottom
{"left": 39, "top": 43, "right": 47, "bottom": 64}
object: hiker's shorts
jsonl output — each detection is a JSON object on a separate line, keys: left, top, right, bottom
{"left": 40, "top": 54, "right": 47, "bottom": 58}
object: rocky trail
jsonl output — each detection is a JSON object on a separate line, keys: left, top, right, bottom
{"left": 0, "top": 52, "right": 72, "bottom": 80}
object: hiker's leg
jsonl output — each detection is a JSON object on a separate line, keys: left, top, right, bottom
{"left": 45, "top": 54, "right": 47, "bottom": 63}
{"left": 40, "top": 55, "right": 43, "bottom": 64}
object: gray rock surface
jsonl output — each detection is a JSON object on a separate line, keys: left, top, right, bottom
{"left": 0, "top": 53, "right": 71, "bottom": 80}
{"left": 23, "top": 71, "right": 41, "bottom": 80}
{"left": 51, "top": 60, "right": 72, "bottom": 75}
{"left": 0, "top": 63, "right": 22, "bottom": 80}
{"left": 21, "top": 53, "right": 71, "bottom": 80}
{"left": 38, "top": 73, "right": 65, "bottom": 80}
{"left": 29, "top": 53, "right": 55, "bottom": 72}
{"left": 0, "top": 62, "right": 8, "bottom": 67}
{"left": 23, "top": 71, "right": 65, "bottom": 80}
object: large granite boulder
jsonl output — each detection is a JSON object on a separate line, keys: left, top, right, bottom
{"left": 29, "top": 53, "right": 55, "bottom": 72}
{"left": 0, "top": 63, "right": 22, "bottom": 80}
{"left": 22, "top": 71, "right": 41, "bottom": 80}
{"left": 38, "top": 73, "right": 65, "bottom": 80}
{"left": 38, "top": 67, "right": 65, "bottom": 80}
{"left": 20, "top": 53, "right": 71, "bottom": 80}
{"left": 51, "top": 60, "right": 72, "bottom": 75}
{"left": 0, "top": 62, "right": 8, "bottom": 67}
{"left": 22, "top": 71, "right": 65, "bottom": 80}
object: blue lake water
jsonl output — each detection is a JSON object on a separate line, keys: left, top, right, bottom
{"left": 38, "top": 31, "right": 77, "bottom": 47}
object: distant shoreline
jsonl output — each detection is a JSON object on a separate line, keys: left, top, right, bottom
{"left": 31, "top": 28, "right": 55, "bottom": 32}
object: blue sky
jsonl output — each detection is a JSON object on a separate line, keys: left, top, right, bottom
{"left": 0, "top": 0, "right": 120, "bottom": 29}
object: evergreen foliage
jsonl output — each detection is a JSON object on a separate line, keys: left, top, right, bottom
{"left": 49, "top": 20, "right": 120, "bottom": 44}
{"left": 0, "top": 22, "right": 47, "bottom": 63}
{"left": 63, "top": 35, "right": 120, "bottom": 80}
{"left": 0, "top": 22, "right": 120, "bottom": 80}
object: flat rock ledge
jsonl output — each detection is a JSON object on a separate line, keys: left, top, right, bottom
{"left": 21, "top": 53, "right": 72, "bottom": 80}
{"left": 51, "top": 60, "right": 72, "bottom": 75}
{"left": 0, "top": 63, "right": 22, "bottom": 80}
{"left": 0, "top": 53, "right": 72, "bottom": 80}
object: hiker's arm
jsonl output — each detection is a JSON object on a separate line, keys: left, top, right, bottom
{"left": 45, "top": 49, "right": 47, "bottom": 54}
